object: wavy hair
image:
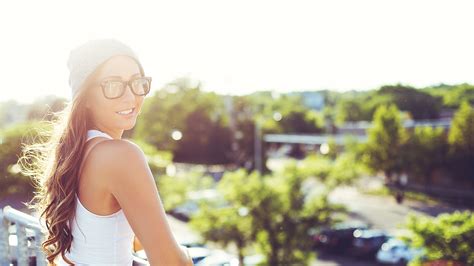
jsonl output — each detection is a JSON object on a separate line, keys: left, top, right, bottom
{"left": 18, "top": 86, "right": 93, "bottom": 265}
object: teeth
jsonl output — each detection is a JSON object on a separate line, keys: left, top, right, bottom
{"left": 116, "top": 108, "right": 133, "bottom": 115}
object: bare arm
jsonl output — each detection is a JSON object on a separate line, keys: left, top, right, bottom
{"left": 95, "top": 140, "right": 193, "bottom": 266}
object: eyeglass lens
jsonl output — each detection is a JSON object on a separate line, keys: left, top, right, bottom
{"left": 103, "top": 77, "right": 150, "bottom": 98}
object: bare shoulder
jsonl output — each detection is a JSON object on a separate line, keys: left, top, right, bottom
{"left": 87, "top": 138, "right": 147, "bottom": 177}
{"left": 89, "top": 138, "right": 144, "bottom": 159}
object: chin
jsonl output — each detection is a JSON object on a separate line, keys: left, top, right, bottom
{"left": 119, "top": 121, "right": 136, "bottom": 131}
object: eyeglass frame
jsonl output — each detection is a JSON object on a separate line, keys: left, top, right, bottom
{"left": 99, "top": 76, "right": 152, "bottom": 99}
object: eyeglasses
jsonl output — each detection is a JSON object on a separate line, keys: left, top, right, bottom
{"left": 100, "top": 76, "right": 152, "bottom": 99}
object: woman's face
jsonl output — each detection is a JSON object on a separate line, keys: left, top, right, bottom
{"left": 84, "top": 55, "right": 146, "bottom": 134}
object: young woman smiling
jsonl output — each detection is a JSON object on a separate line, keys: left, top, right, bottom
{"left": 20, "top": 38, "right": 193, "bottom": 266}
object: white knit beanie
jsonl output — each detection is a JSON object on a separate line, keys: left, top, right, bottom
{"left": 66, "top": 38, "right": 144, "bottom": 101}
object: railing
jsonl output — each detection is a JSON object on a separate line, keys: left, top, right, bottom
{"left": 0, "top": 205, "right": 46, "bottom": 266}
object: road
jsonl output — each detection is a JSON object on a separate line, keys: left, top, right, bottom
{"left": 328, "top": 185, "right": 465, "bottom": 231}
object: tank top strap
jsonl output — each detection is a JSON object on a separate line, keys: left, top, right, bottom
{"left": 87, "top": 129, "right": 114, "bottom": 141}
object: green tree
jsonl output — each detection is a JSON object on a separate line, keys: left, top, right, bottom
{"left": 362, "top": 104, "right": 408, "bottom": 179}
{"left": 327, "top": 152, "right": 365, "bottom": 188}
{"left": 173, "top": 107, "right": 233, "bottom": 164}
{"left": 0, "top": 122, "right": 41, "bottom": 200}
{"left": 404, "top": 211, "right": 474, "bottom": 265}
{"left": 277, "top": 109, "right": 324, "bottom": 134}
{"left": 298, "top": 152, "right": 365, "bottom": 189}
{"left": 374, "top": 84, "right": 441, "bottom": 120}
{"left": 298, "top": 154, "right": 333, "bottom": 181}
{"left": 191, "top": 166, "right": 345, "bottom": 265}
{"left": 190, "top": 200, "right": 253, "bottom": 266}
{"left": 447, "top": 101, "right": 474, "bottom": 182}
{"left": 448, "top": 102, "right": 474, "bottom": 154}
{"left": 425, "top": 83, "right": 474, "bottom": 108}
{"left": 404, "top": 126, "right": 448, "bottom": 185}
{"left": 336, "top": 99, "right": 367, "bottom": 123}
{"left": 134, "top": 77, "right": 233, "bottom": 164}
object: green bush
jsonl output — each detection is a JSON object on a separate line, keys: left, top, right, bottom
{"left": 405, "top": 211, "right": 474, "bottom": 265}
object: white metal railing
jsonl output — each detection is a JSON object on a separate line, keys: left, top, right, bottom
{"left": 0, "top": 205, "right": 46, "bottom": 266}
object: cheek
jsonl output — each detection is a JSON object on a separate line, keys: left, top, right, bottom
{"left": 90, "top": 98, "right": 116, "bottom": 118}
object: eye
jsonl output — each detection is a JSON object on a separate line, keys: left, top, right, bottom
{"left": 102, "top": 80, "right": 125, "bottom": 98}
{"left": 131, "top": 77, "right": 151, "bottom": 95}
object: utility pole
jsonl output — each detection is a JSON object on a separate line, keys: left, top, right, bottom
{"left": 254, "top": 117, "right": 262, "bottom": 174}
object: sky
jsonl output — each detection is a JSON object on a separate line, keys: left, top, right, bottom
{"left": 0, "top": 0, "right": 473, "bottom": 104}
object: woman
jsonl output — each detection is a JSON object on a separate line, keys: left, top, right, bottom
{"left": 20, "top": 39, "right": 193, "bottom": 265}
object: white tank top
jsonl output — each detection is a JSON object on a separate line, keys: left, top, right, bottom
{"left": 56, "top": 129, "right": 135, "bottom": 266}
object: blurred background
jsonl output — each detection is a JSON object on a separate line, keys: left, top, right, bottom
{"left": 0, "top": 0, "right": 473, "bottom": 265}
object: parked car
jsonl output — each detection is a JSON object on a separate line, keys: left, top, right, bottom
{"left": 169, "top": 189, "right": 229, "bottom": 222}
{"left": 169, "top": 200, "right": 200, "bottom": 221}
{"left": 350, "top": 229, "right": 389, "bottom": 258}
{"left": 376, "top": 237, "right": 425, "bottom": 265}
{"left": 311, "top": 221, "right": 369, "bottom": 253}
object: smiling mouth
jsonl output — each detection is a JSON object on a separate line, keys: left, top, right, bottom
{"left": 116, "top": 107, "right": 135, "bottom": 115}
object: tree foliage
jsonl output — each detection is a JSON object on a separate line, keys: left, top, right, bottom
{"left": 190, "top": 165, "right": 345, "bottom": 265}
{"left": 404, "top": 126, "right": 448, "bottom": 184}
{"left": 134, "top": 79, "right": 233, "bottom": 164}
{"left": 447, "top": 101, "right": 474, "bottom": 182}
{"left": 0, "top": 122, "right": 41, "bottom": 200}
{"left": 405, "top": 211, "right": 474, "bottom": 265}
{"left": 362, "top": 104, "right": 408, "bottom": 177}
{"left": 376, "top": 85, "right": 441, "bottom": 120}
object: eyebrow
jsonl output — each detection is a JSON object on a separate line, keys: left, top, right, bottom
{"left": 103, "top": 73, "right": 142, "bottom": 79}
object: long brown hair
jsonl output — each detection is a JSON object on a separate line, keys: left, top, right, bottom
{"left": 19, "top": 87, "right": 92, "bottom": 265}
